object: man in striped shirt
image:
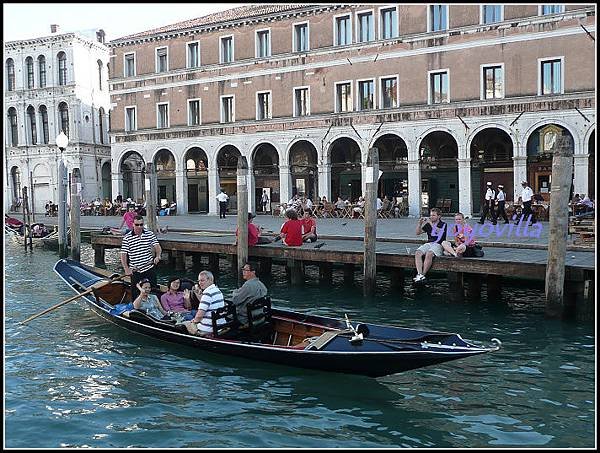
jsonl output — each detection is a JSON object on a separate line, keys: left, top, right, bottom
{"left": 183, "top": 270, "right": 225, "bottom": 336}
{"left": 120, "top": 215, "right": 162, "bottom": 302}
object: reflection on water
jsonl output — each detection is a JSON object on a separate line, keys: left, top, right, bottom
{"left": 4, "top": 238, "right": 595, "bottom": 448}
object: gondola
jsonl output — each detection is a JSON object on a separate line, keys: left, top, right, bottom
{"left": 54, "top": 259, "right": 501, "bottom": 377}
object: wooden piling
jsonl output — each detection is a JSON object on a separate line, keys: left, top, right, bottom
{"left": 236, "top": 156, "right": 249, "bottom": 285}
{"left": 69, "top": 168, "right": 81, "bottom": 262}
{"left": 545, "top": 133, "right": 574, "bottom": 318}
{"left": 343, "top": 263, "right": 355, "bottom": 286}
{"left": 145, "top": 163, "right": 158, "bottom": 233}
{"left": 487, "top": 274, "right": 503, "bottom": 302}
{"left": 390, "top": 268, "right": 405, "bottom": 292}
{"left": 319, "top": 262, "right": 333, "bottom": 285}
{"left": 57, "top": 159, "right": 68, "bottom": 258}
{"left": 464, "top": 273, "right": 482, "bottom": 302}
{"left": 29, "top": 170, "right": 36, "bottom": 224}
{"left": 94, "top": 245, "right": 106, "bottom": 269}
{"left": 363, "top": 147, "right": 379, "bottom": 297}
{"left": 447, "top": 272, "right": 465, "bottom": 302}
{"left": 288, "top": 259, "right": 304, "bottom": 286}
{"left": 22, "top": 187, "right": 32, "bottom": 251}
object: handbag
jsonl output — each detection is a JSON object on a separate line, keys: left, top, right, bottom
{"left": 473, "top": 244, "right": 484, "bottom": 257}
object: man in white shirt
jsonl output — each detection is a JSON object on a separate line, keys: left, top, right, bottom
{"left": 216, "top": 189, "right": 229, "bottom": 219}
{"left": 518, "top": 180, "right": 536, "bottom": 224}
{"left": 494, "top": 184, "right": 509, "bottom": 224}
{"left": 479, "top": 182, "right": 495, "bottom": 224}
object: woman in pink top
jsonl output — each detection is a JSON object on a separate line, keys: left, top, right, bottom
{"left": 160, "top": 277, "right": 191, "bottom": 313}
{"left": 441, "top": 212, "right": 476, "bottom": 257}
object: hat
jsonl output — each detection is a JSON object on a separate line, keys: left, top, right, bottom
{"left": 521, "top": 180, "right": 528, "bottom": 185}
{"left": 486, "top": 181, "right": 492, "bottom": 186}
{"left": 498, "top": 184, "right": 504, "bottom": 189}
{"left": 247, "top": 212, "right": 256, "bottom": 220}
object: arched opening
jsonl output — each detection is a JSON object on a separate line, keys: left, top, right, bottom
{"left": 26, "top": 105, "right": 37, "bottom": 145}
{"left": 58, "top": 101, "right": 69, "bottom": 136}
{"left": 57, "top": 51, "right": 67, "bottom": 85}
{"left": 10, "top": 166, "right": 22, "bottom": 210}
{"left": 252, "top": 143, "right": 279, "bottom": 211}
{"left": 154, "top": 149, "right": 176, "bottom": 208}
{"left": 7, "top": 107, "right": 18, "bottom": 146}
{"left": 373, "top": 134, "right": 409, "bottom": 213}
{"left": 101, "top": 162, "right": 112, "bottom": 200}
{"left": 185, "top": 147, "right": 209, "bottom": 213}
{"left": 38, "top": 55, "right": 46, "bottom": 88}
{"left": 99, "top": 107, "right": 105, "bottom": 144}
{"left": 588, "top": 131, "right": 595, "bottom": 199}
{"left": 329, "top": 137, "right": 362, "bottom": 201}
{"left": 526, "top": 124, "right": 574, "bottom": 202}
{"left": 470, "top": 128, "right": 514, "bottom": 213}
{"left": 39, "top": 105, "right": 49, "bottom": 144}
{"left": 217, "top": 145, "right": 242, "bottom": 213}
{"left": 32, "top": 163, "right": 51, "bottom": 213}
{"left": 289, "top": 140, "right": 318, "bottom": 200}
{"left": 120, "top": 151, "right": 145, "bottom": 202}
{"left": 420, "top": 131, "right": 459, "bottom": 214}
{"left": 25, "top": 56, "right": 34, "bottom": 89}
{"left": 6, "top": 58, "right": 15, "bottom": 91}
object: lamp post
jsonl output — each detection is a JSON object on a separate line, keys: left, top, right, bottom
{"left": 56, "top": 131, "right": 69, "bottom": 258}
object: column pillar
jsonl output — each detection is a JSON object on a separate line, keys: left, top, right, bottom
{"left": 111, "top": 171, "right": 123, "bottom": 203}
{"left": 208, "top": 167, "right": 218, "bottom": 216}
{"left": 512, "top": 156, "right": 527, "bottom": 202}
{"left": 408, "top": 159, "right": 421, "bottom": 217}
{"left": 248, "top": 164, "right": 256, "bottom": 213}
{"left": 458, "top": 158, "right": 473, "bottom": 217}
{"left": 573, "top": 154, "right": 589, "bottom": 197}
{"left": 175, "top": 169, "right": 187, "bottom": 214}
{"left": 318, "top": 162, "right": 331, "bottom": 202}
{"left": 279, "top": 165, "right": 292, "bottom": 206}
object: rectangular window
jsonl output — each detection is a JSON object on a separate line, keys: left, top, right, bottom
{"left": 482, "top": 5, "right": 502, "bottom": 24}
{"left": 335, "top": 15, "right": 352, "bottom": 46}
{"left": 429, "top": 5, "right": 448, "bottom": 32}
{"left": 294, "top": 87, "right": 309, "bottom": 117}
{"left": 157, "top": 103, "right": 169, "bottom": 128}
{"left": 357, "top": 11, "right": 374, "bottom": 43}
{"left": 429, "top": 70, "right": 449, "bottom": 104}
{"left": 380, "top": 7, "right": 398, "bottom": 39}
{"left": 294, "top": 23, "right": 309, "bottom": 52}
{"left": 221, "top": 95, "right": 234, "bottom": 123}
{"left": 335, "top": 82, "right": 352, "bottom": 112}
{"left": 156, "top": 47, "right": 168, "bottom": 73}
{"left": 380, "top": 76, "right": 398, "bottom": 108}
{"left": 188, "top": 99, "right": 201, "bottom": 126}
{"left": 357, "top": 80, "right": 375, "bottom": 110}
{"left": 540, "top": 58, "right": 562, "bottom": 95}
{"left": 482, "top": 65, "right": 504, "bottom": 99}
{"left": 220, "top": 36, "right": 233, "bottom": 63}
{"left": 256, "top": 30, "right": 271, "bottom": 58}
{"left": 125, "top": 107, "right": 136, "bottom": 132}
{"left": 541, "top": 5, "right": 564, "bottom": 15}
{"left": 124, "top": 53, "right": 136, "bottom": 77}
{"left": 257, "top": 91, "right": 271, "bottom": 120}
{"left": 187, "top": 42, "right": 199, "bottom": 68}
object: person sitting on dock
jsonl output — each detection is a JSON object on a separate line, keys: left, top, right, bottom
{"left": 301, "top": 210, "right": 318, "bottom": 243}
{"left": 160, "top": 277, "right": 192, "bottom": 313}
{"left": 235, "top": 213, "right": 273, "bottom": 245}
{"left": 111, "top": 204, "right": 136, "bottom": 235}
{"left": 279, "top": 208, "right": 304, "bottom": 246}
{"left": 441, "top": 213, "right": 477, "bottom": 258}
{"left": 413, "top": 208, "right": 447, "bottom": 283}
{"left": 231, "top": 262, "right": 268, "bottom": 327}
{"left": 129, "top": 278, "right": 168, "bottom": 320}
{"left": 183, "top": 270, "right": 226, "bottom": 336}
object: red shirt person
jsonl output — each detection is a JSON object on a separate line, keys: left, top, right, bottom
{"left": 280, "top": 209, "right": 304, "bottom": 246}
{"left": 301, "top": 211, "right": 317, "bottom": 243}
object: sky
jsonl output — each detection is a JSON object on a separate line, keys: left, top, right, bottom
{"left": 3, "top": 3, "right": 252, "bottom": 42}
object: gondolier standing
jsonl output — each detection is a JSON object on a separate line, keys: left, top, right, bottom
{"left": 120, "top": 215, "right": 162, "bottom": 302}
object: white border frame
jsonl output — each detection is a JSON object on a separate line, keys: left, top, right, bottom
{"left": 187, "top": 98, "right": 202, "bottom": 126}
{"left": 356, "top": 77, "right": 376, "bottom": 111}
{"left": 427, "top": 68, "right": 450, "bottom": 104}
{"left": 156, "top": 101, "right": 170, "bottom": 129}
{"left": 293, "top": 86, "right": 311, "bottom": 117}
{"left": 334, "top": 80, "right": 354, "bottom": 113}
{"left": 255, "top": 27, "right": 272, "bottom": 59}
{"left": 537, "top": 56, "right": 565, "bottom": 95}
{"left": 427, "top": 4, "right": 449, "bottom": 33}
{"left": 378, "top": 5, "right": 399, "bottom": 40}
{"left": 155, "top": 46, "right": 169, "bottom": 73}
{"left": 220, "top": 94, "right": 235, "bottom": 123}
{"left": 219, "top": 34, "right": 235, "bottom": 64}
{"left": 333, "top": 12, "right": 353, "bottom": 46}
{"left": 186, "top": 40, "right": 201, "bottom": 68}
{"left": 292, "top": 21, "right": 310, "bottom": 53}
{"left": 538, "top": 5, "right": 565, "bottom": 16}
{"left": 124, "top": 105, "right": 137, "bottom": 132}
{"left": 479, "top": 5, "right": 504, "bottom": 24}
{"left": 480, "top": 62, "right": 505, "bottom": 100}
{"left": 378, "top": 74, "right": 399, "bottom": 109}
{"left": 123, "top": 52, "right": 136, "bottom": 77}
{"left": 256, "top": 90, "right": 273, "bottom": 120}
{"left": 355, "top": 8, "right": 375, "bottom": 44}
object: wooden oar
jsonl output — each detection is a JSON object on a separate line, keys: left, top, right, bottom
{"left": 20, "top": 273, "right": 128, "bottom": 325}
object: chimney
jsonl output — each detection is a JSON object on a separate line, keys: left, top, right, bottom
{"left": 96, "top": 29, "right": 106, "bottom": 44}
{"left": 50, "top": 24, "right": 60, "bottom": 33}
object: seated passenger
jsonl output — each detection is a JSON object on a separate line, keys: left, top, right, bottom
{"left": 182, "top": 271, "right": 225, "bottom": 336}
{"left": 130, "top": 278, "right": 168, "bottom": 319}
{"left": 160, "top": 277, "right": 192, "bottom": 313}
{"left": 232, "top": 262, "right": 268, "bottom": 327}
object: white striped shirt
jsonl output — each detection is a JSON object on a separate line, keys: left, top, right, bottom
{"left": 197, "top": 284, "right": 226, "bottom": 333}
{"left": 120, "top": 229, "right": 159, "bottom": 273}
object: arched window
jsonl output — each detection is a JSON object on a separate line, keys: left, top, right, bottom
{"left": 11, "top": 167, "right": 22, "bottom": 202}
{"left": 39, "top": 105, "right": 49, "bottom": 144}
{"left": 6, "top": 58, "right": 15, "bottom": 91}
{"left": 57, "top": 51, "right": 67, "bottom": 85}
{"left": 7, "top": 107, "right": 18, "bottom": 146}
{"left": 25, "top": 57, "right": 34, "bottom": 89}
{"left": 27, "top": 105, "right": 37, "bottom": 145}
{"left": 99, "top": 107, "right": 105, "bottom": 144}
{"left": 38, "top": 55, "right": 46, "bottom": 88}
{"left": 97, "top": 60, "right": 103, "bottom": 90}
{"left": 58, "top": 102, "right": 69, "bottom": 136}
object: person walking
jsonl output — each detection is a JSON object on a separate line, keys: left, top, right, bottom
{"left": 494, "top": 184, "right": 509, "bottom": 224}
{"left": 216, "top": 189, "right": 229, "bottom": 219}
{"left": 260, "top": 190, "right": 270, "bottom": 213}
{"left": 518, "top": 180, "right": 536, "bottom": 224}
{"left": 120, "top": 215, "right": 162, "bottom": 302}
{"left": 479, "top": 182, "right": 495, "bottom": 224}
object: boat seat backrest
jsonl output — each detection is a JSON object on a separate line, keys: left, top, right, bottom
{"left": 211, "top": 303, "right": 239, "bottom": 337}
{"left": 246, "top": 296, "right": 272, "bottom": 333}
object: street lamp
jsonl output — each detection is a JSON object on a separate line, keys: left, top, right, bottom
{"left": 56, "top": 130, "right": 69, "bottom": 257}
{"left": 56, "top": 130, "right": 69, "bottom": 152}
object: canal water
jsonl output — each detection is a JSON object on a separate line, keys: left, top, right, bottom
{"left": 4, "top": 238, "right": 595, "bottom": 448}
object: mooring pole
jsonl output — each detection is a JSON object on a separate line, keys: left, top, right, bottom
{"left": 145, "top": 163, "right": 158, "bottom": 233}
{"left": 70, "top": 168, "right": 81, "bottom": 262}
{"left": 545, "top": 133, "right": 574, "bottom": 318}
{"left": 363, "top": 146, "right": 379, "bottom": 297}
{"left": 29, "top": 170, "right": 36, "bottom": 223}
{"left": 57, "top": 159, "right": 68, "bottom": 258}
{"left": 237, "top": 156, "right": 249, "bottom": 285}
{"left": 22, "top": 187, "right": 32, "bottom": 251}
